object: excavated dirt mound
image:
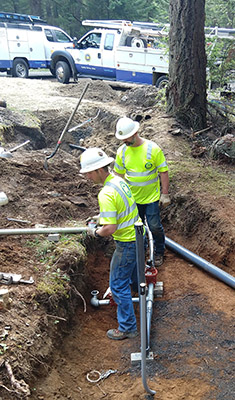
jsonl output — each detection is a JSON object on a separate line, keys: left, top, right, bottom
{"left": 0, "top": 77, "right": 234, "bottom": 400}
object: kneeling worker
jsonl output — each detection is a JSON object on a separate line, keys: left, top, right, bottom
{"left": 80, "top": 147, "right": 143, "bottom": 340}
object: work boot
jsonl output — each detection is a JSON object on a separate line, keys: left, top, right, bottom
{"left": 107, "top": 329, "right": 138, "bottom": 340}
{"left": 155, "top": 255, "right": 164, "bottom": 267}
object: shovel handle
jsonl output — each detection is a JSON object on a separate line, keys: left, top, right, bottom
{"left": 45, "top": 82, "right": 89, "bottom": 162}
{"left": 57, "top": 82, "right": 90, "bottom": 143}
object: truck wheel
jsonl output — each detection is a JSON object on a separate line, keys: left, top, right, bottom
{"left": 55, "top": 61, "right": 71, "bottom": 84}
{"left": 156, "top": 75, "right": 168, "bottom": 89}
{"left": 12, "top": 59, "right": 29, "bottom": 78}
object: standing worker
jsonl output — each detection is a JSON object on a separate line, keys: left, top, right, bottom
{"left": 114, "top": 116, "right": 170, "bottom": 267}
{"left": 80, "top": 147, "right": 143, "bottom": 340}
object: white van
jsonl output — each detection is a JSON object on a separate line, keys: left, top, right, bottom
{"left": 0, "top": 12, "right": 73, "bottom": 78}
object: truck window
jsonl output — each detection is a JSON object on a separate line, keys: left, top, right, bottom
{"left": 44, "top": 29, "right": 54, "bottom": 42}
{"left": 53, "top": 30, "right": 72, "bottom": 43}
{"left": 104, "top": 33, "right": 114, "bottom": 50}
{"left": 44, "top": 28, "right": 71, "bottom": 43}
{"left": 80, "top": 32, "right": 101, "bottom": 49}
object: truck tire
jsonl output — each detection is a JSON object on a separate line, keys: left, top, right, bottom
{"left": 156, "top": 75, "right": 169, "bottom": 89}
{"left": 55, "top": 61, "right": 71, "bottom": 84}
{"left": 12, "top": 59, "right": 29, "bottom": 78}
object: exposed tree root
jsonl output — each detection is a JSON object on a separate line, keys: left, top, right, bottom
{"left": 4, "top": 360, "right": 30, "bottom": 398}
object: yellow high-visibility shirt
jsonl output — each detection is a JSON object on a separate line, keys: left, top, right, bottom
{"left": 114, "top": 139, "right": 168, "bottom": 204}
{"left": 98, "top": 174, "right": 142, "bottom": 242}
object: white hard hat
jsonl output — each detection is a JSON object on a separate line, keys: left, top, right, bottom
{"left": 115, "top": 117, "right": 139, "bottom": 140}
{"left": 80, "top": 148, "right": 114, "bottom": 173}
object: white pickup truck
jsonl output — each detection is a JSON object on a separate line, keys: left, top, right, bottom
{"left": 0, "top": 11, "right": 73, "bottom": 78}
{"left": 51, "top": 20, "right": 169, "bottom": 88}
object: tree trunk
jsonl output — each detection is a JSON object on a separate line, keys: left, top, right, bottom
{"left": 167, "top": 0, "right": 207, "bottom": 130}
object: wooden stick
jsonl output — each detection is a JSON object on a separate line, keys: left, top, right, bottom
{"left": 193, "top": 126, "right": 212, "bottom": 136}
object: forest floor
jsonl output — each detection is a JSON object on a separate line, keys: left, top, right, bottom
{"left": 0, "top": 76, "right": 234, "bottom": 400}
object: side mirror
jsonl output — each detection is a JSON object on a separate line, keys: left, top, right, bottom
{"left": 73, "top": 37, "right": 79, "bottom": 49}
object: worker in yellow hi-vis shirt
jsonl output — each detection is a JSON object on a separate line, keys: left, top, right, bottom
{"left": 80, "top": 147, "right": 143, "bottom": 340}
{"left": 114, "top": 116, "right": 171, "bottom": 267}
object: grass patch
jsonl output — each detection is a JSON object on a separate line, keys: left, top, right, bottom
{"left": 26, "top": 234, "right": 87, "bottom": 298}
{"left": 169, "top": 159, "right": 234, "bottom": 197}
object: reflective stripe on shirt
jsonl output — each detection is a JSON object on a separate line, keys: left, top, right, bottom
{"left": 126, "top": 176, "right": 159, "bottom": 187}
{"left": 100, "top": 201, "right": 136, "bottom": 220}
{"left": 104, "top": 181, "right": 138, "bottom": 230}
{"left": 127, "top": 167, "right": 158, "bottom": 177}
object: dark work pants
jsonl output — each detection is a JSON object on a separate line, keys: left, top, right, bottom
{"left": 137, "top": 201, "right": 165, "bottom": 256}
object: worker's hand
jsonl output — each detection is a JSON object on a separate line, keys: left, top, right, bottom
{"left": 159, "top": 194, "right": 171, "bottom": 208}
{"left": 85, "top": 214, "right": 100, "bottom": 226}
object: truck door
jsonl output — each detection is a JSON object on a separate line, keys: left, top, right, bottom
{"left": 43, "top": 28, "right": 72, "bottom": 61}
{"left": 76, "top": 31, "right": 103, "bottom": 76}
{"left": 101, "top": 32, "right": 116, "bottom": 77}
{"left": 27, "top": 27, "right": 47, "bottom": 68}
{"left": 76, "top": 30, "right": 117, "bottom": 78}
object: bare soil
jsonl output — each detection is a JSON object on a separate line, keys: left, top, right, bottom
{"left": 0, "top": 76, "right": 234, "bottom": 400}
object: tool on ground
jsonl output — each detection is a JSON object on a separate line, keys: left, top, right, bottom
{"left": 0, "top": 273, "right": 34, "bottom": 285}
{"left": 44, "top": 82, "right": 89, "bottom": 169}
{"left": 6, "top": 217, "right": 31, "bottom": 224}
{"left": 0, "top": 146, "right": 12, "bottom": 158}
{"left": 9, "top": 140, "right": 30, "bottom": 153}
{"left": 68, "top": 109, "right": 100, "bottom": 132}
{"left": 69, "top": 144, "right": 86, "bottom": 152}
{"left": 86, "top": 369, "right": 117, "bottom": 383}
{"left": 0, "top": 140, "right": 30, "bottom": 159}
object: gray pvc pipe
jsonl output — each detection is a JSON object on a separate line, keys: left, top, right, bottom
{"left": 0, "top": 227, "right": 89, "bottom": 235}
{"left": 165, "top": 237, "right": 235, "bottom": 289}
{"left": 146, "top": 283, "right": 154, "bottom": 352}
{"left": 145, "top": 224, "right": 154, "bottom": 265}
{"left": 135, "top": 221, "right": 146, "bottom": 286}
{"left": 140, "top": 283, "right": 156, "bottom": 396}
{"left": 135, "top": 222, "right": 156, "bottom": 396}
{"left": 144, "top": 223, "right": 155, "bottom": 352}
{"left": 90, "top": 291, "right": 139, "bottom": 307}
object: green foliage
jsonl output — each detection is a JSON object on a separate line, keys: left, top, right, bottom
{"left": 1, "top": 0, "right": 233, "bottom": 38}
{"left": 205, "top": 0, "right": 234, "bottom": 28}
{"left": 155, "top": 87, "right": 167, "bottom": 110}
{"left": 206, "top": 38, "right": 235, "bottom": 87}
{"left": 37, "top": 266, "right": 70, "bottom": 296}
{"left": 26, "top": 235, "right": 86, "bottom": 297}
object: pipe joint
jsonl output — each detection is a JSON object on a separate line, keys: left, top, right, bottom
{"left": 90, "top": 290, "right": 100, "bottom": 307}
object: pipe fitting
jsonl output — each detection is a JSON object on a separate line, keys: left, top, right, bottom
{"left": 90, "top": 290, "right": 100, "bottom": 307}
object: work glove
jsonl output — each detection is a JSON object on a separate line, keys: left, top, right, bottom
{"left": 86, "top": 228, "right": 103, "bottom": 238}
{"left": 85, "top": 214, "right": 100, "bottom": 226}
{"left": 159, "top": 194, "right": 171, "bottom": 208}
{"left": 86, "top": 227, "right": 96, "bottom": 237}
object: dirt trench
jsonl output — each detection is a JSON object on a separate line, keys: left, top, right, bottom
{"left": 0, "top": 77, "right": 234, "bottom": 400}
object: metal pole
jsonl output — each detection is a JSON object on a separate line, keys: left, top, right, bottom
{"left": 0, "top": 227, "right": 89, "bottom": 235}
{"left": 165, "top": 237, "right": 235, "bottom": 289}
{"left": 140, "top": 283, "right": 156, "bottom": 396}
